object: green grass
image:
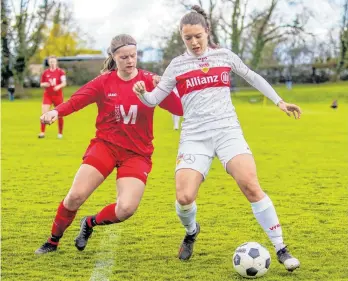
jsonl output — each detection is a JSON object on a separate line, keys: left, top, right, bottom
{"left": 2, "top": 83, "right": 348, "bottom": 281}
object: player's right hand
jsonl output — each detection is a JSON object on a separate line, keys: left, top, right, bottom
{"left": 133, "top": 81, "right": 146, "bottom": 97}
{"left": 40, "top": 110, "right": 58, "bottom": 125}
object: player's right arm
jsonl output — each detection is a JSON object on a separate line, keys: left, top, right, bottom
{"left": 40, "top": 71, "right": 50, "bottom": 88}
{"left": 133, "top": 62, "right": 177, "bottom": 107}
{"left": 40, "top": 75, "right": 104, "bottom": 124}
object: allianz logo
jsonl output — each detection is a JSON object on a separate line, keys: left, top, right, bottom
{"left": 186, "top": 72, "right": 229, "bottom": 88}
{"left": 108, "top": 93, "right": 118, "bottom": 97}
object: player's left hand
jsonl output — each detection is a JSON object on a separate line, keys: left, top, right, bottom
{"left": 277, "top": 101, "right": 302, "bottom": 119}
{"left": 152, "top": 75, "right": 161, "bottom": 87}
{"left": 133, "top": 81, "right": 146, "bottom": 97}
{"left": 53, "top": 85, "right": 60, "bottom": 91}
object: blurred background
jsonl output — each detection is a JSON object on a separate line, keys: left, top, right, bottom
{"left": 1, "top": 0, "right": 347, "bottom": 96}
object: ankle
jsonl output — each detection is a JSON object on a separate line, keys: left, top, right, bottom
{"left": 86, "top": 216, "right": 97, "bottom": 227}
{"left": 275, "top": 243, "right": 287, "bottom": 252}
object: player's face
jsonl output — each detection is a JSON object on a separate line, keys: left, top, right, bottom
{"left": 181, "top": 24, "right": 208, "bottom": 56}
{"left": 48, "top": 58, "right": 57, "bottom": 69}
{"left": 113, "top": 45, "right": 137, "bottom": 75}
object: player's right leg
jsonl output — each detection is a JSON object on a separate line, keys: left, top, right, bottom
{"left": 35, "top": 164, "right": 105, "bottom": 254}
{"left": 35, "top": 140, "right": 115, "bottom": 254}
{"left": 175, "top": 139, "right": 213, "bottom": 261}
{"left": 38, "top": 100, "right": 51, "bottom": 138}
{"left": 175, "top": 169, "right": 202, "bottom": 261}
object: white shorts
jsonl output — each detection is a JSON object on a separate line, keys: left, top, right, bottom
{"left": 175, "top": 127, "right": 252, "bottom": 179}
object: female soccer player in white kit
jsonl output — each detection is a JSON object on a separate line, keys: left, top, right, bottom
{"left": 133, "top": 5, "right": 301, "bottom": 272}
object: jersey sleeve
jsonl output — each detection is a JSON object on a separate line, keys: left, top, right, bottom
{"left": 143, "top": 71, "right": 183, "bottom": 116}
{"left": 158, "top": 87, "right": 183, "bottom": 116}
{"left": 226, "top": 49, "right": 282, "bottom": 105}
{"left": 60, "top": 69, "right": 66, "bottom": 82}
{"left": 55, "top": 75, "right": 104, "bottom": 117}
{"left": 137, "top": 61, "right": 177, "bottom": 107}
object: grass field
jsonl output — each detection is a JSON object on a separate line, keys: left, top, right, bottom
{"left": 2, "top": 82, "right": 348, "bottom": 281}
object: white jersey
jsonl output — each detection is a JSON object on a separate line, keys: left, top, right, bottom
{"left": 139, "top": 48, "right": 282, "bottom": 135}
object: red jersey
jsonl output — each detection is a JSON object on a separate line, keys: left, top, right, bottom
{"left": 41, "top": 68, "right": 66, "bottom": 96}
{"left": 55, "top": 69, "right": 183, "bottom": 157}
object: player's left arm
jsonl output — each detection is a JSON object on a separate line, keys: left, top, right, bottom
{"left": 228, "top": 50, "right": 301, "bottom": 119}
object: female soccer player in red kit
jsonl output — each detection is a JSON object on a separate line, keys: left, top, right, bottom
{"left": 35, "top": 34, "right": 183, "bottom": 254}
{"left": 39, "top": 55, "right": 67, "bottom": 139}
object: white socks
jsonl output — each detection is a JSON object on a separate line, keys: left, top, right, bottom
{"left": 251, "top": 194, "right": 286, "bottom": 252}
{"left": 175, "top": 201, "right": 197, "bottom": 235}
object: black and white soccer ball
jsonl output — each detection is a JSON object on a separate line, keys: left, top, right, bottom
{"left": 232, "top": 242, "right": 271, "bottom": 279}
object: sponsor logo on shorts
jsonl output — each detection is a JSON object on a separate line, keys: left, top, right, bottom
{"left": 177, "top": 153, "right": 196, "bottom": 165}
{"left": 183, "top": 154, "right": 195, "bottom": 164}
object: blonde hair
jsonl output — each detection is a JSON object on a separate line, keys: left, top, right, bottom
{"left": 101, "top": 34, "right": 137, "bottom": 73}
{"left": 180, "top": 5, "right": 218, "bottom": 48}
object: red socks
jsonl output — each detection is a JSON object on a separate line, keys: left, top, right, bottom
{"left": 58, "top": 117, "right": 64, "bottom": 134}
{"left": 87, "top": 203, "right": 120, "bottom": 227}
{"left": 50, "top": 201, "right": 77, "bottom": 238}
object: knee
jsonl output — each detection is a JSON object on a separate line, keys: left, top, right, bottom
{"left": 176, "top": 192, "right": 195, "bottom": 206}
{"left": 236, "top": 173, "right": 263, "bottom": 200}
{"left": 64, "top": 192, "right": 85, "bottom": 210}
{"left": 116, "top": 202, "right": 137, "bottom": 220}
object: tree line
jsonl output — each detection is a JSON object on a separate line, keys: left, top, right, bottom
{"left": 1, "top": 0, "right": 347, "bottom": 92}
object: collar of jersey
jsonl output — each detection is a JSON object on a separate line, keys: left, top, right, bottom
{"left": 186, "top": 47, "right": 211, "bottom": 58}
{"left": 114, "top": 68, "right": 140, "bottom": 83}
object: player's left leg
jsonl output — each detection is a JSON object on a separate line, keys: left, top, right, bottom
{"left": 216, "top": 127, "right": 300, "bottom": 272}
{"left": 75, "top": 155, "right": 150, "bottom": 251}
{"left": 53, "top": 96, "right": 64, "bottom": 139}
{"left": 226, "top": 154, "right": 300, "bottom": 271}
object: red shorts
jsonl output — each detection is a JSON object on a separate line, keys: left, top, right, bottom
{"left": 43, "top": 94, "right": 63, "bottom": 106}
{"left": 82, "top": 139, "right": 152, "bottom": 184}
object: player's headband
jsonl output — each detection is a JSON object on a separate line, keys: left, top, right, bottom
{"left": 108, "top": 43, "right": 137, "bottom": 55}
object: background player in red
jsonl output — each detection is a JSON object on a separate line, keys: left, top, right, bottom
{"left": 35, "top": 34, "right": 183, "bottom": 254}
{"left": 39, "top": 55, "right": 67, "bottom": 139}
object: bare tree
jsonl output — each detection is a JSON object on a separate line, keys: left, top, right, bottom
{"left": 335, "top": 0, "right": 348, "bottom": 80}
{"left": 220, "top": 0, "right": 250, "bottom": 57}
{"left": 249, "top": 0, "right": 310, "bottom": 69}
{"left": 1, "top": 0, "right": 12, "bottom": 87}
{"left": 8, "top": 0, "right": 55, "bottom": 89}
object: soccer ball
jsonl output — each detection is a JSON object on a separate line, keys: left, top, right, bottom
{"left": 232, "top": 242, "right": 271, "bottom": 279}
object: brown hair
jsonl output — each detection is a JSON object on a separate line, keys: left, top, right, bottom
{"left": 101, "top": 34, "right": 137, "bottom": 73}
{"left": 179, "top": 5, "right": 218, "bottom": 49}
